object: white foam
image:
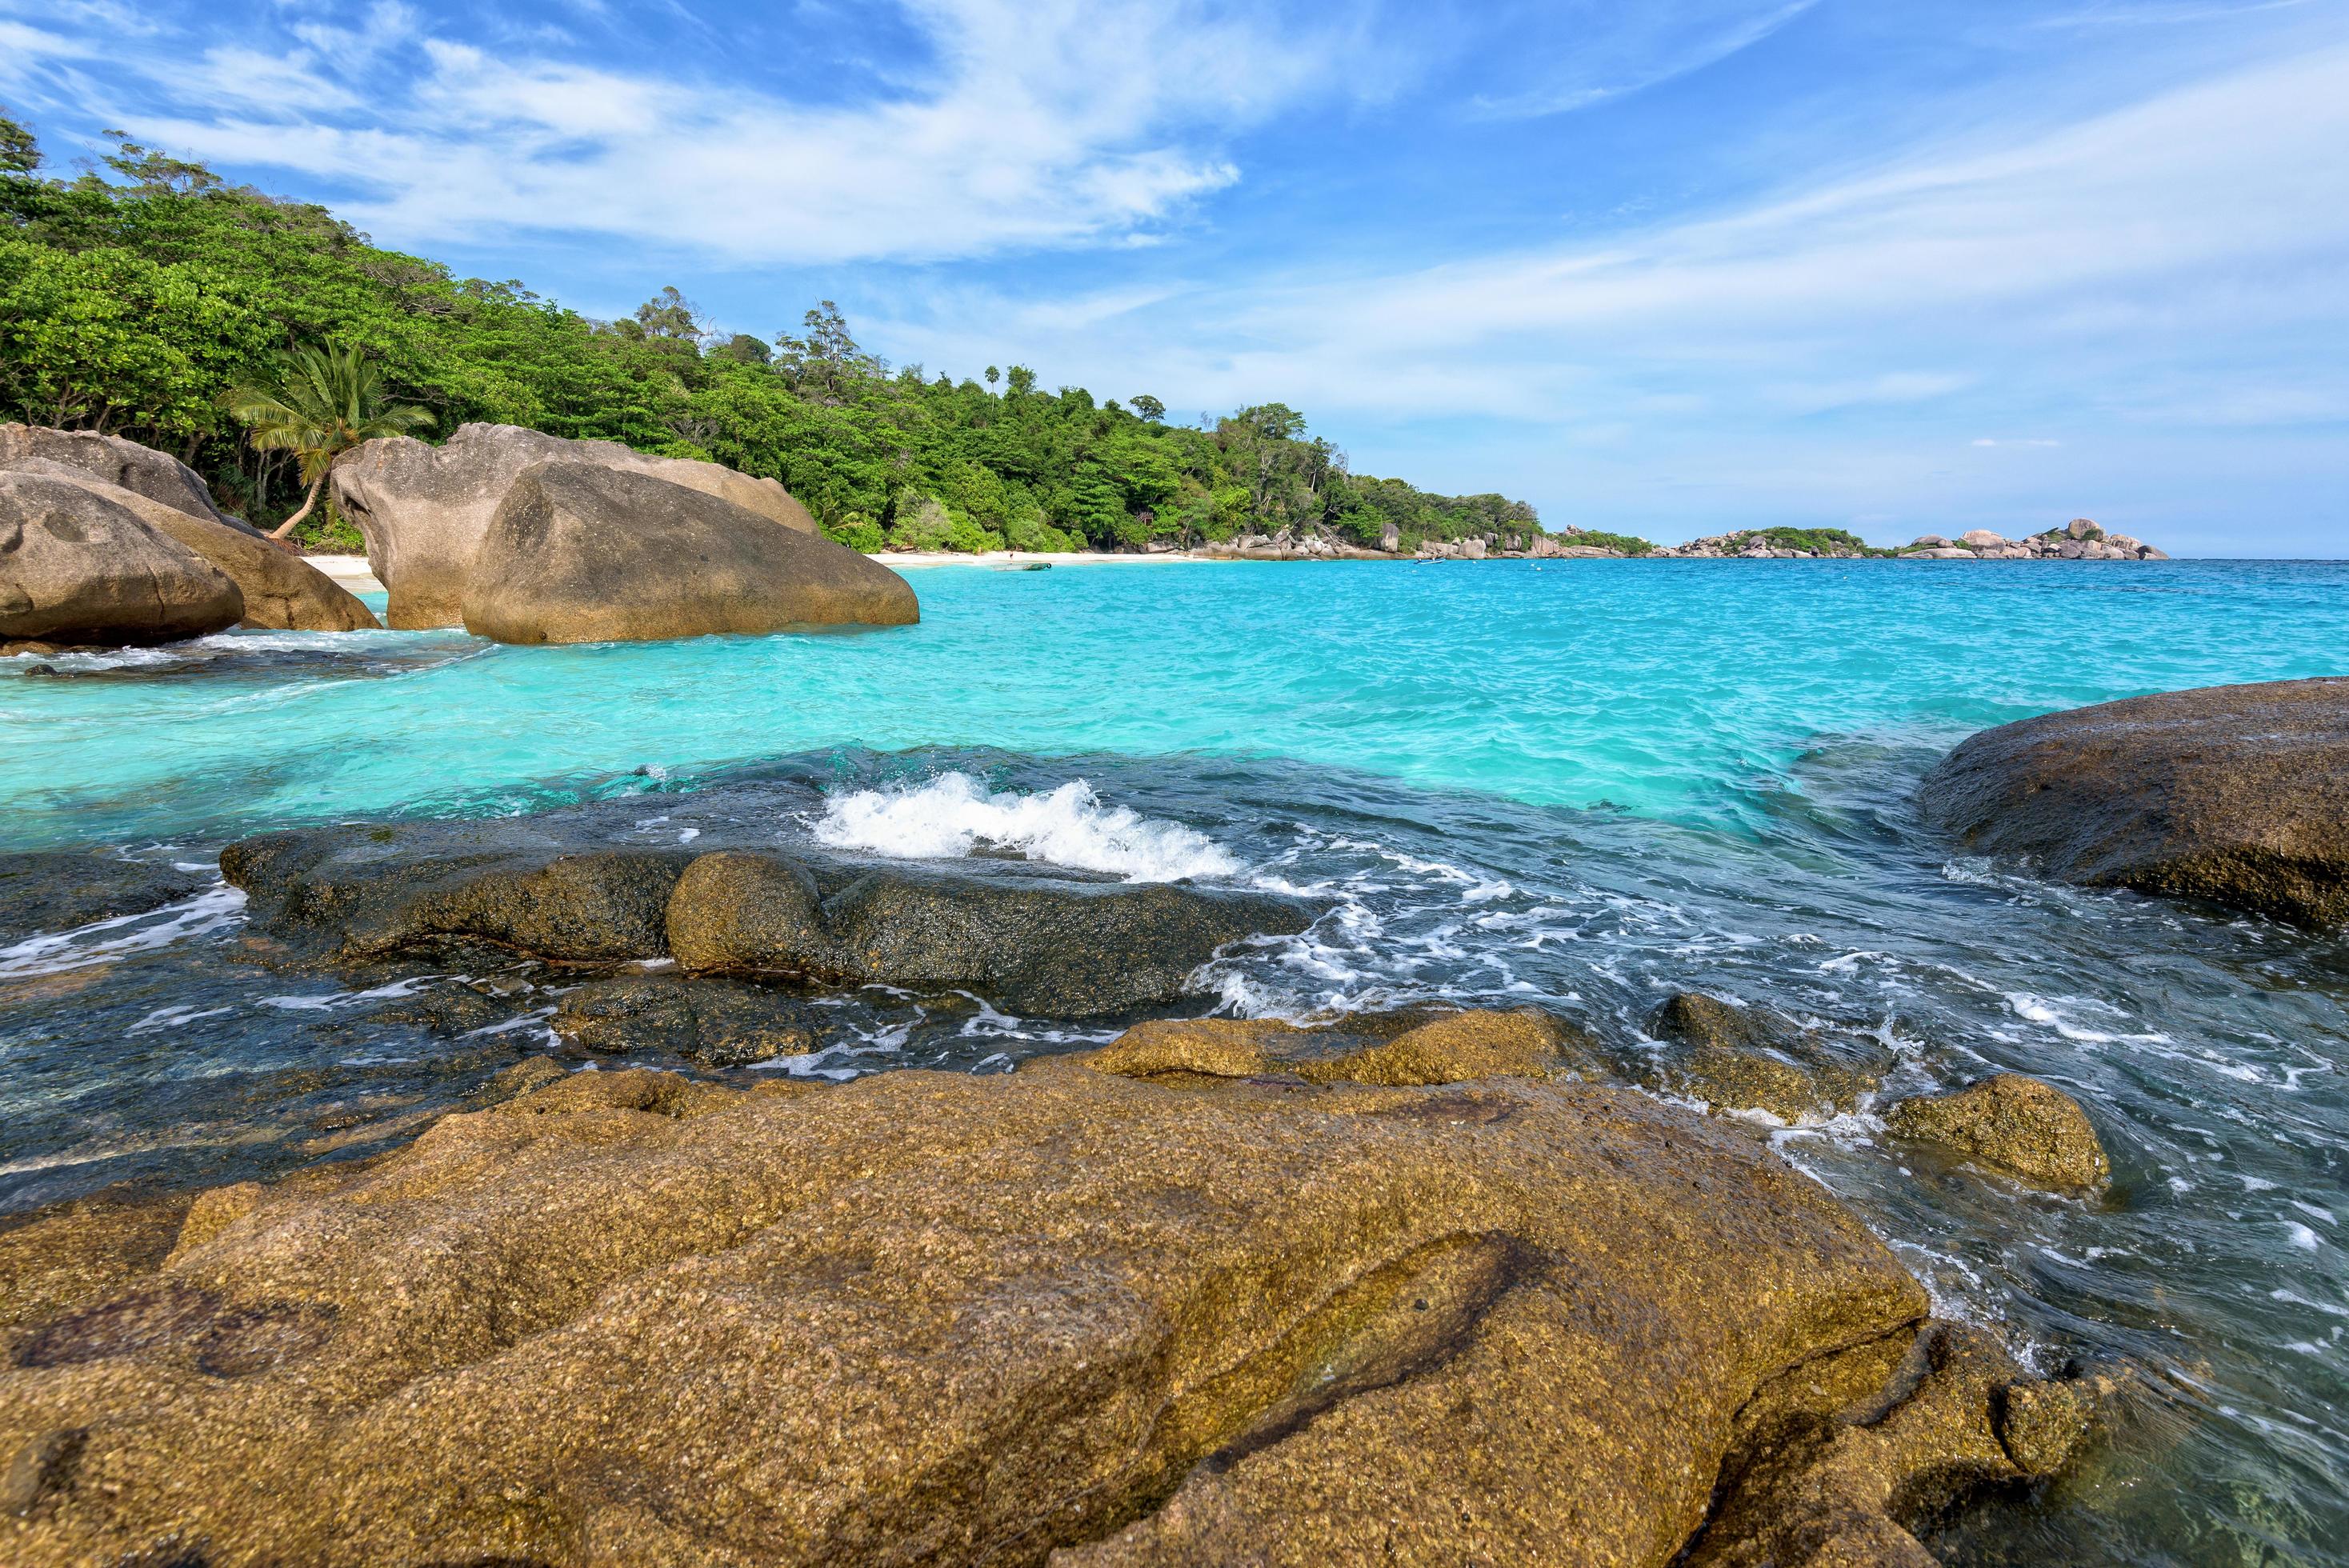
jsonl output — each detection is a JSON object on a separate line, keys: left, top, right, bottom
{"left": 0, "top": 884, "right": 246, "bottom": 978}
{"left": 811, "top": 773, "right": 1238, "bottom": 882}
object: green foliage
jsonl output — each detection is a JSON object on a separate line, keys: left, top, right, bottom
{"left": 1744, "top": 526, "right": 1893, "bottom": 557}
{"left": 221, "top": 339, "right": 434, "bottom": 535}
{"left": 0, "top": 118, "right": 1563, "bottom": 550}
{"left": 1561, "top": 529, "right": 1655, "bottom": 556}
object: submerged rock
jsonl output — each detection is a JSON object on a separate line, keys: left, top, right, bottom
{"left": 0, "top": 852, "right": 206, "bottom": 945}
{"left": 1642, "top": 992, "right": 1889, "bottom": 1122}
{"left": 0, "top": 1042, "right": 2098, "bottom": 1567}
{"left": 0, "top": 471, "right": 243, "bottom": 647}
{"left": 550, "top": 974, "right": 815, "bottom": 1066}
{"left": 2, "top": 458, "right": 376, "bottom": 633}
{"left": 462, "top": 461, "right": 917, "bottom": 644}
{"left": 219, "top": 826, "right": 1311, "bottom": 1019}
{"left": 331, "top": 423, "right": 824, "bottom": 630}
{"left": 1923, "top": 678, "right": 2349, "bottom": 926}
{"left": 1886, "top": 1074, "right": 2111, "bottom": 1190}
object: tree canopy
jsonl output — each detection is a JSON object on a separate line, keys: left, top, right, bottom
{"left": 0, "top": 113, "right": 1559, "bottom": 554}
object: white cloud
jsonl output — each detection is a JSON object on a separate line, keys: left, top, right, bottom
{"left": 96, "top": 0, "right": 1343, "bottom": 264}
{"left": 1470, "top": 0, "right": 1822, "bottom": 118}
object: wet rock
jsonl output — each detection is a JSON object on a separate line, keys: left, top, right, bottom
{"left": 1886, "top": 1074, "right": 2111, "bottom": 1190}
{"left": 462, "top": 462, "right": 917, "bottom": 644}
{"left": 0, "top": 851, "right": 206, "bottom": 945}
{"left": 1, "top": 458, "right": 376, "bottom": 632}
{"left": 0, "top": 1048, "right": 2066, "bottom": 1568}
{"left": 1643, "top": 992, "right": 1888, "bottom": 1122}
{"left": 1088, "top": 1006, "right": 1604, "bottom": 1086}
{"left": 1997, "top": 1376, "right": 2102, "bottom": 1475}
{"left": 669, "top": 850, "right": 1313, "bottom": 1017}
{"left": 1923, "top": 678, "right": 2349, "bottom": 926}
{"left": 0, "top": 470, "right": 243, "bottom": 646}
{"left": 220, "top": 828, "right": 693, "bottom": 961}
{"left": 222, "top": 822, "right": 1311, "bottom": 1020}
{"left": 550, "top": 974, "right": 815, "bottom": 1066}
{"left": 330, "top": 422, "right": 823, "bottom": 629}
{"left": 1680, "top": 1321, "right": 2108, "bottom": 1567}
{"left": 0, "top": 424, "right": 241, "bottom": 529}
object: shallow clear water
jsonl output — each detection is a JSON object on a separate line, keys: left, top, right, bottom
{"left": 4, "top": 558, "right": 2347, "bottom": 1565}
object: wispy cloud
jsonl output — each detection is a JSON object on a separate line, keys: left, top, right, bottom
{"left": 18, "top": 0, "right": 1347, "bottom": 263}
{"left": 1469, "top": 0, "right": 1820, "bottom": 118}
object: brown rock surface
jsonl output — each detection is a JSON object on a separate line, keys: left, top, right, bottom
{"left": 1087, "top": 1006, "right": 1603, "bottom": 1086}
{"left": 0, "top": 1033, "right": 2092, "bottom": 1567}
{"left": 462, "top": 461, "right": 917, "bottom": 643}
{"left": 1886, "top": 1074, "right": 2111, "bottom": 1190}
{"left": 0, "top": 470, "right": 243, "bottom": 646}
{"left": 550, "top": 974, "right": 816, "bottom": 1066}
{"left": 1643, "top": 993, "right": 1889, "bottom": 1123}
{"left": 1922, "top": 678, "right": 2349, "bottom": 926}
{"left": 1, "top": 458, "right": 376, "bottom": 631}
{"left": 331, "top": 423, "right": 823, "bottom": 629}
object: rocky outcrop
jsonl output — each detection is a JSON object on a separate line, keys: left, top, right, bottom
{"left": 0, "top": 852, "right": 206, "bottom": 945}
{"left": 461, "top": 462, "right": 917, "bottom": 644}
{"left": 1885, "top": 1074, "right": 2111, "bottom": 1190}
{"left": 1898, "top": 520, "right": 2167, "bottom": 560}
{"left": 0, "top": 424, "right": 244, "bottom": 531}
{"left": 331, "top": 423, "right": 823, "bottom": 628}
{"left": 1642, "top": 992, "right": 1891, "bottom": 1122}
{"left": 1922, "top": 678, "right": 2349, "bottom": 926}
{"left": 218, "top": 823, "right": 1311, "bottom": 1019}
{"left": 0, "top": 1033, "right": 2102, "bottom": 1568}
{"left": 666, "top": 849, "right": 1309, "bottom": 1017}
{"left": 1, "top": 459, "right": 376, "bottom": 632}
{"left": 0, "top": 470, "right": 243, "bottom": 649}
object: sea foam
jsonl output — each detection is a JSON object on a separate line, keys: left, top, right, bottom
{"left": 810, "top": 773, "right": 1239, "bottom": 882}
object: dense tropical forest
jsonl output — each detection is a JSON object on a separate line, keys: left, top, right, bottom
{"left": 0, "top": 112, "right": 1568, "bottom": 554}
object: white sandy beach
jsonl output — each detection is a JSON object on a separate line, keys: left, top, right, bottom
{"left": 303, "top": 550, "right": 1215, "bottom": 596}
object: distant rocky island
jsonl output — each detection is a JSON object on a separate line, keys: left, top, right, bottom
{"left": 1203, "top": 518, "right": 2170, "bottom": 562}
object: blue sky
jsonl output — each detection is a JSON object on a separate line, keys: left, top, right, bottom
{"left": 4, "top": 0, "right": 2346, "bottom": 554}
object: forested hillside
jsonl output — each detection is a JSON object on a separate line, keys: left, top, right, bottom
{"left": 0, "top": 114, "right": 1550, "bottom": 554}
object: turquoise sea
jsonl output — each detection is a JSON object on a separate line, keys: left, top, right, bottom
{"left": 5, "top": 557, "right": 2347, "bottom": 1565}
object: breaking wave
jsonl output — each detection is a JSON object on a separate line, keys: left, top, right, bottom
{"left": 810, "top": 772, "right": 1240, "bottom": 882}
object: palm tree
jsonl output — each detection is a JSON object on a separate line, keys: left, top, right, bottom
{"left": 220, "top": 342, "right": 434, "bottom": 539}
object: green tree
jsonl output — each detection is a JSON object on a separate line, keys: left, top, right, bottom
{"left": 984, "top": 365, "right": 1000, "bottom": 387}
{"left": 633, "top": 286, "right": 702, "bottom": 342}
{"left": 220, "top": 342, "right": 434, "bottom": 538}
{"left": 1130, "top": 394, "right": 1165, "bottom": 422}
{"left": 0, "top": 108, "right": 38, "bottom": 175}
{"left": 1004, "top": 364, "right": 1037, "bottom": 396}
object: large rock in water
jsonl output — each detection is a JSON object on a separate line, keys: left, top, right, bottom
{"left": 0, "top": 423, "right": 243, "bottom": 530}
{"left": 666, "top": 850, "right": 1303, "bottom": 1015}
{"left": 462, "top": 462, "right": 916, "bottom": 643}
{"left": 0, "top": 470, "right": 242, "bottom": 648}
{"left": 1923, "top": 678, "right": 2349, "bottom": 926}
{"left": 1, "top": 459, "right": 376, "bottom": 632}
{"left": 0, "top": 1033, "right": 2101, "bottom": 1566}
{"left": 330, "top": 423, "right": 823, "bottom": 629}
{"left": 218, "top": 826, "right": 1308, "bottom": 1018}
{"left": 0, "top": 851, "right": 206, "bottom": 944}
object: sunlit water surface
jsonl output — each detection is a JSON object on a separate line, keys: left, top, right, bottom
{"left": 4, "top": 558, "right": 2346, "bottom": 1566}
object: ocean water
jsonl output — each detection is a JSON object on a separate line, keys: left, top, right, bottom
{"left": 4, "top": 557, "right": 2347, "bottom": 1565}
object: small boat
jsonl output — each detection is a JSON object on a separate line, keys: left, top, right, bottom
{"left": 1000, "top": 562, "right": 1052, "bottom": 571}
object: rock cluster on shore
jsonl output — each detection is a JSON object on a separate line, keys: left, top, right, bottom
{"left": 0, "top": 1009, "right": 2112, "bottom": 1568}
{"left": 1899, "top": 518, "right": 2167, "bottom": 560}
{"left": 328, "top": 422, "right": 908, "bottom": 638}
{"left": 0, "top": 426, "right": 378, "bottom": 650}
